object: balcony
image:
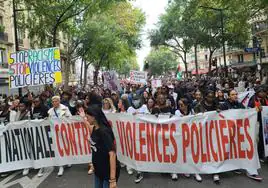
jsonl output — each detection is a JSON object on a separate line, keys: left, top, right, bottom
{"left": 0, "top": 32, "right": 8, "bottom": 42}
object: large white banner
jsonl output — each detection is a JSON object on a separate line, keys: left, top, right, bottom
{"left": 0, "top": 116, "right": 91, "bottom": 173}
{"left": 107, "top": 109, "right": 260, "bottom": 174}
{"left": 0, "top": 110, "right": 260, "bottom": 174}
{"left": 262, "top": 106, "right": 268, "bottom": 157}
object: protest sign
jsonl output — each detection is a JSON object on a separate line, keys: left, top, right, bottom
{"left": 262, "top": 106, "right": 268, "bottom": 157}
{"left": 107, "top": 109, "right": 260, "bottom": 174}
{"left": 103, "top": 71, "right": 121, "bottom": 91}
{"left": 151, "top": 79, "right": 162, "bottom": 88}
{"left": 130, "top": 70, "right": 147, "bottom": 84}
{"left": 8, "top": 47, "right": 62, "bottom": 89}
{"left": 0, "top": 116, "right": 91, "bottom": 173}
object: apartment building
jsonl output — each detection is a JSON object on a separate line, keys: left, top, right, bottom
{"left": 0, "top": 0, "right": 14, "bottom": 90}
{"left": 181, "top": 11, "right": 268, "bottom": 77}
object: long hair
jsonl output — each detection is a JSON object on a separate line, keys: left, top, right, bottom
{"left": 86, "top": 104, "right": 113, "bottom": 134}
{"left": 102, "top": 98, "right": 116, "bottom": 112}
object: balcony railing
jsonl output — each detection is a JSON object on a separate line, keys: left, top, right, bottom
{"left": 0, "top": 32, "right": 8, "bottom": 42}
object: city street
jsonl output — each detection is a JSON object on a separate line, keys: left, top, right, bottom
{"left": 0, "top": 163, "right": 268, "bottom": 188}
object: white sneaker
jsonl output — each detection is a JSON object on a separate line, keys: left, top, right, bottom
{"left": 171, "top": 173, "right": 178, "bottom": 181}
{"left": 37, "top": 168, "right": 44, "bottom": 177}
{"left": 195, "top": 174, "right": 202, "bottom": 182}
{"left": 213, "top": 174, "right": 220, "bottom": 183}
{"left": 127, "top": 168, "right": 133, "bottom": 175}
{"left": 57, "top": 166, "right": 64, "bottom": 176}
{"left": 22, "top": 168, "right": 29, "bottom": 176}
{"left": 120, "top": 163, "right": 126, "bottom": 168}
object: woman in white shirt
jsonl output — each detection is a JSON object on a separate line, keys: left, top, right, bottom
{"left": 102, "top": 98, "right": 117, "bottom": 114}
{"left": 174, "top": 98, "right": 202, "bottom": 182}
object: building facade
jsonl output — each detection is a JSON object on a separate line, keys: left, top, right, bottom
{"left": 180, "top": 11, "right": 268, "bottom": 78}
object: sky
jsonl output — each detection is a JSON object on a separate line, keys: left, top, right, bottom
{"left": 132, "top": 0, "right": 169, "bottom": 70}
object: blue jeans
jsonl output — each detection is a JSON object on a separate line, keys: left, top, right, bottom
{"left": 95, "top": 175, "right": 109, "bottom": 188}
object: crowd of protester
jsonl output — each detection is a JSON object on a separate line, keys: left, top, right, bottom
{"left": 0, "top": 75, "right": 268, "bottom": 185}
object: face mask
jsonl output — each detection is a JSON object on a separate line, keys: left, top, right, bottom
{"left": 132, "top": 100, "right": 141, "bottom": 109}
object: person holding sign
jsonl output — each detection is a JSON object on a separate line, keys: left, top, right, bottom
{"left": 79, "top": 105, "right": 120, "bottom": 188}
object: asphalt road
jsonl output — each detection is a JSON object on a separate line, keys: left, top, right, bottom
{"left": 1, "top": 163, "right": 268, "bottom": 188}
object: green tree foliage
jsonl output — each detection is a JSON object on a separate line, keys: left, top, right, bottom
{"left": 151, "top": 0, "right": 265, "bottom": 75}
{"left": 118, "top": 56, "right": 140, "bottom": 78}
{"left": 77, "top": 1, "right": 145, "bottom": 85}
{"left": 145, "top": 46, "right": 178, "bottom": 76}
{"left": 20, "top": 0, "right": 124, "bottom": 47}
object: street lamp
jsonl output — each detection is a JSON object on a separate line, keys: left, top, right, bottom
{"left": 199, "top": 6, "right": 227, "bottom": 77}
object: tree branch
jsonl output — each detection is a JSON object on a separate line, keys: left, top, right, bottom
{"left": 56, "top": 0, "right": 78, "bottom": 27}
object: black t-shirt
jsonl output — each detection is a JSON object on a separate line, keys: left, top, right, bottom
{"left": 90, "top": 126, "right": 120, "bottom": 181}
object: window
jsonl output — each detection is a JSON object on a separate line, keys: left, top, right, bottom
{"left": 261, "top": 49, "right": 265, "bottom": 58}
{"left": 0, "top": 49, "right": 7, "bottom": 68}
{"left": 0, "top": 16, "right": 3, "bottom": 25}
{"left": 237, "top": 54, "right": 244, "bottom": 63}
{"left": 0, "top": 49, "right": 4, "bottom": 66}
{"left": 18, "top": 28, "right": 25, "bottom": 45}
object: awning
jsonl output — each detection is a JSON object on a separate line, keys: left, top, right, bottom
{"left": 192, "top": 68, "right": 209, "bottom": 75}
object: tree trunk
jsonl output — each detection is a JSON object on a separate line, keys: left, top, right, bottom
{"left": 63, "top": 60, "right": 70, "bottom": 90}
{"left": 208, "top": 50, "right": 213, "bottom": 76}
{"left": 80, "top": 58, "right": 84, "bottom": 85}
{"left": 183, "top": 51, "right": 188, "bottom": 78}
{"left": 93, "top": 66, "right": 100, "bottom": 85}
{"left": 83, "top": 62, "right": 89, "bottom": 88}
{"left": 194, "top": 44, "right": 198, "bottom": 76}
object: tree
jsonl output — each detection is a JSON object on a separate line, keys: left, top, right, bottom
{"left": 78, "top": 1, "right": 145, "bottom": 85}
{"left": 149, "top": 1, "right": 194, "bottom": 78}
{"left": 20, "top": 0, "right": 125, "bottom": 47}
{"left": 145, "top": 46, "right": 178, "bottom": 77}
{"left": 153, "top": 0, "right": 258, "bottom": 77}
{"left": 118, "top": 57, "right": 140, "bottom": 78}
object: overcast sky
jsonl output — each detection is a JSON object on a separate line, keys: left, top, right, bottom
{"left": 132, "top": 0, "right": 169, "bottom": 70}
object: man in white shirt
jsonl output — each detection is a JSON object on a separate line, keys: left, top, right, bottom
{"left": 39, "top": 96, "right": 72, "bottom": 177}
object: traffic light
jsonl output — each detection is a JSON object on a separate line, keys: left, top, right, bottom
{"left": 212, "top": 58, "right": 217, "bottom": 66}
